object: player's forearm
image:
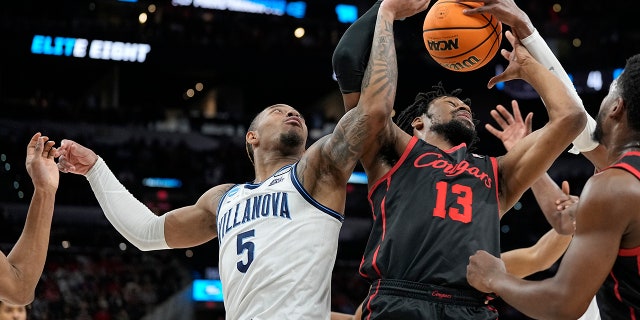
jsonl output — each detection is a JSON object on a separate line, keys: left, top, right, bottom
{"left": 86, "top": 157, "right": 169, "bottom": 251}
{"left": 521, "top": 30, "right": 578, "bottom": 102}
{"left": 525, "top": 62, "right": 586, "bottom": 138}
{"left": 357, "top": 3, "right": 397, "bottom": 120}
{"left": 521, "top": 30, "right": 602, "bottom": 156}
{"left": 493, "top": 277, "right": 585, "bottom": 320}
{"left": 502, "top": 229, "right": 570, "bottom": 278}
{"left": 530, "top": 230, "right": 572, "bottom": 269}
{"left": 4, "top": 188, "right": 56, "bottom": 304}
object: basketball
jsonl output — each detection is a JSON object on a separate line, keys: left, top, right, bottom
{"left": 423, "top": 0, "right": 502, "bottom": 72}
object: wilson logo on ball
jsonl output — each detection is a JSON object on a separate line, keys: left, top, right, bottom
{"left": 423, "top": 0, "right": 502, "bottom": 72}
{"left": 442, "top": 56, "right": 482, "bottom": 72}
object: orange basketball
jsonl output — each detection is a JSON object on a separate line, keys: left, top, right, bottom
{"left": 423, "top": 0, "right": 502, "bottom": 72}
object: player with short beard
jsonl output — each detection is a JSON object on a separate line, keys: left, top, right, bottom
{"left": 330, "top": 0, "right": 586, "bottom": 318}
{"left": 54, "top": 0, "right": 432, "bottom": 319}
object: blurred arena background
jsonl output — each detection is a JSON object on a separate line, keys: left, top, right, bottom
{"left": 0, "top": 0, "right": 636, "bottom": 319}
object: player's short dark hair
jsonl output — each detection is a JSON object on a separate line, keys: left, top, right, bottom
{"left": 395, "top": 82, "right": 471, "bottom": 135}
{"left": 620, "top": 54, "right": 640, "bottom": 131}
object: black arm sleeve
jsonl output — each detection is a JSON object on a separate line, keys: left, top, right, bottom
{"left": 331, "top": 0, "right": 382, "bottom": 94}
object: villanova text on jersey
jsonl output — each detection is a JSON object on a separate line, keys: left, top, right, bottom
{"left": 217, "top": 192, "right": 291, "bottom": 242}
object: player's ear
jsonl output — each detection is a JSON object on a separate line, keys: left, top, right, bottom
{"left": 246, "top": 130, "right": 259, "bottom": 146}
{"left": 412, "top": 116, "right": 425, "bottom": 131}
{"left": 610, "top": 96, "right": 625, "bottom": 120}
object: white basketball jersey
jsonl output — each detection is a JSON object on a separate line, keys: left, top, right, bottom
{"left": 216, "top": 163, "right": 343, "bottom": 320}
{"left": 577, "top": 297, "right": 601, "bottom": 320}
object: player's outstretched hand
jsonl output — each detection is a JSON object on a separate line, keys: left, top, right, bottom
{"left": 26, "top": 132, "right": 59, "bottom": 191}
{"left": 485, "top": 100, "right": 533, "bottom": 151}
{"left": 487, "top": 30, "right": 536, "bottom": 89}
{"left": 56, "top": 139, "right": 99, "bottom": 175}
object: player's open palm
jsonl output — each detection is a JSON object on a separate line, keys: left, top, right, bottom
{"left": 26, "top": 132, "right": 59, "bottom": 190}
{"left": 56, "top": 139, "right": 99, "bottom": 175}
{"left": 488, "top": 30, "right": 537, "bottom": 88}
{"left": 485, "top": 99, "right": 533, "bottom": 151}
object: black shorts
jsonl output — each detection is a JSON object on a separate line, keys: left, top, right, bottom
{"left": 361, "top": 279, "right": 498, "bottom": 320}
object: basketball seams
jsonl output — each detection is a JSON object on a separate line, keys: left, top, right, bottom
{"left": 425, "top": 22, "right": 500, "bottom": 59}
{"left": 423, "top": 0, "right": 502, "bottom": 71}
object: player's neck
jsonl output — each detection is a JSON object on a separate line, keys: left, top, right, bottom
{"left": 423, "top": 135, "right": 455, "bottom": 151}
{"left": 253, "top": 157, "right": 298, "bottom": 183}
{"left": 619, "top": 140, "right": 640, "bottom": 153}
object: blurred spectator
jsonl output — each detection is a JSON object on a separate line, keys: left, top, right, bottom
{"left": 0, "top": 301, "right": 27, "bottom": 320}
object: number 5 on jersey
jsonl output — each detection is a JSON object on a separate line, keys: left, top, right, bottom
{"left": 237, "top": 230, "right": 255, "bottom": 273}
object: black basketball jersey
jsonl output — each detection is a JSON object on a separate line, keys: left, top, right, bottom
{"left": 596, "top": 151, "right": 640, "bottom": 319}
{"left": 359, "top": 136, "right": 500, "bottom": 289}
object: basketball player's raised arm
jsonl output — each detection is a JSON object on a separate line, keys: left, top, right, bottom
{"left": 487, "top": 100, "right": 576, "bottom": 234}
{"left": 331, "top": 1, "right": 380, "bottom": 112}
{"left": 56, "top": 139, "right": 220, "bottom": 251}
{"left": 490, "top": 31, "right": 585, "bottom": 214}
{"left": 301, "top": 0, "right": 429, "bottom": 206}
{"left": 469, "top": 172, "right": 628, "bottom": 319}
{"left": 463, "top": 0, "right": 607, "bottom": 169}
{"left": 0, "top": 133, "right": 58, "bottom": 305}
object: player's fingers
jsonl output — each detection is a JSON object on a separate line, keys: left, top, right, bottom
{"left": 524, "top": 113, "right": 534, "bottom": 133}
{"left": 36, "top": 136, "right": 49, "bottom": 154}
{"left": 496, "top": 104, "right": 515, "bottom": 124}
{"left": 28, "top": 132, "right": 42, "bottom": 151}
{"left": 561, "top": 180, "right": 571, "bottom": 195}
{"left": 44, "top": 141, "right": 56, "bottom": 158}
{"left": 500, "top": 48, "right": 511, "bottom": 61}
{"left": 484, "top": 124, "right": 502, "bottom": 138}
{"left": 505, "top": 30, "right": 516, "bottom": 47}
{"left": 38, "top": 136, "right": 51, "bottom": 156}
{"left": 489, "top": 109, "right": 508, "bottom": 128}
{"left": 510, "top": 100, "right": 522, "bottom": 120}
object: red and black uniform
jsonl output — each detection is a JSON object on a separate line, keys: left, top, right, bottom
{"left": 360, "top": 137, "right": 500, "bottom": 319}
{"left": 597, "top": 151, "right": 640, "bottom": 319}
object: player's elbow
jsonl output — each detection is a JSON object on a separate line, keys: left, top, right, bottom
{"left": 332, "top": 43, "right": 357, "bottom": 75}
{"left": 542, "top": 291, "right": 590, "bottom": 320}
{"left": 547, "top": 305, "right": 589, "bottom": 320}
{"left": 367, "top": 104, "right": 393, "bottom": 129}
{"left": 558, "top": 104, "right": 587, "bottom": 138}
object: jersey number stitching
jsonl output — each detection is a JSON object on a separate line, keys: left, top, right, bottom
{"left": 433, "top": 181, "right": 473, "bottom": 223}
{"left": 236, "top": 230, "right": 255, "bottom": 273}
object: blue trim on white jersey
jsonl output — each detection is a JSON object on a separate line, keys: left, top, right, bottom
{"left": 217, "top": 184, "right": 240, "bottom": 215}
{"left": 216, "top": 164, "right": 309, "bottom": 215}
{"left": 243, "top": 164, "right": 293, "bottom": 190}
{"left": 290, "top": 162, "right": 344, "bottom": 223}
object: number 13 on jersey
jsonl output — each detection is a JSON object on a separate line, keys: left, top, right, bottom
{"left": 433, "top": 181, "right": 472, "bottom": 223}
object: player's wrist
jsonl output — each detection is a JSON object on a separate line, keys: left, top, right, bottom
{"left": 512, "top": 16, "right": 534, "bottom": 39}
{"left": 84, "top": 156, "right": 104, "bottom": 177}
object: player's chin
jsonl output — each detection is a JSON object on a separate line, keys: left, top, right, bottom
{"left": 456, "top": 117, "right": 475, "bottom": 130}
